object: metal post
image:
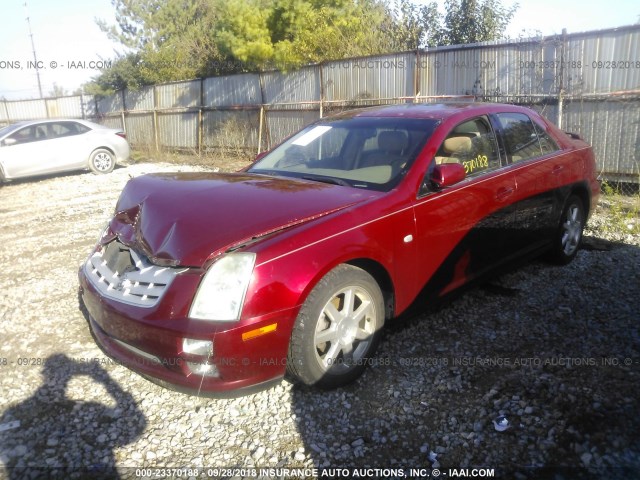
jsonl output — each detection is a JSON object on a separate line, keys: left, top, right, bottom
{"left": 121, "top": 90, "right": 127, "bottom": 135}
{"left": 153, "top": 86, "right": 159, "bottom": 152}
{"left": 257, "top": 106, "right": 264, "bottom": 155}
{"left": 414, "top": 50, "right": 420, "bottom": 103}
{"left": 2, "top": 100, "right": 9, "bottom": 124}
{"left": 258, "top": 72, "right": 267, "bottom": 153}
{"left": 557, "top": 94, "right": 563, "bottom": 130}
{"left": 319, "top": 64, "right": 324, "bottom": 119}
{"left": 199, "top": 79, "right": 204, "bottom": 156}
{"left": 24, "top": 1, "right": 43, "bottom": 99}
{"left": 198, "top": 109, "right": 203, "bottom": 156}
{"left": 557, "top": 28, "right": 567, "bottom": 129}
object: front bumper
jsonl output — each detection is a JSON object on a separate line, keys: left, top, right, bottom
{"left": 78, "top": 265, "right": 299, "bottom": 396}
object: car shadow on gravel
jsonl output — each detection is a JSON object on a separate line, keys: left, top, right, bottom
{"left": 0, "top": 353, "right": 147, "bottom": 479}
{"left": 0, "top": 165, "right": 128, "bottom": 187}
{"left": 290, "top": 239, "right": 640, "bottom": 479}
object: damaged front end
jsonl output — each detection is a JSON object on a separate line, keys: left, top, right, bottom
{"left": 83, "top": 239, "right": 184, "bottom": 308}
{"left": 77, "top": 171, "right": 374, "bottom": 395}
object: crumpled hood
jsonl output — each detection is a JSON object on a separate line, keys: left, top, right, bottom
{"left": 107, "top": 172, "right": 374, "bottom": 267}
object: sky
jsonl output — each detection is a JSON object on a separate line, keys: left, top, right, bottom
{"left": 0, "top": 0, "right": 638, "bottom": 101}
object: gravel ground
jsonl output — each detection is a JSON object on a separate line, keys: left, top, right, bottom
{"left": 0, "top": 162, "right": 638, "bottom": 480}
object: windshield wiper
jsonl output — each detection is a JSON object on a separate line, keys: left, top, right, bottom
{"left": 302, "top": 175, "right": 351, "bottom": 187}
{"left": 248, "top": 169, "right": 281, "bottom": 177}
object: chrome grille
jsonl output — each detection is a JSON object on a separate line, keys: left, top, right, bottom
{"left": 84, "top": 241, "right": 180, "bottom": 307}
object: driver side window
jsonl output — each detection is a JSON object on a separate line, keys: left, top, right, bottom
{"left": 7, "top": 125, "right": 41, "bottom": 145}
{"left": 434, "top": 116, "right": 501, "bottom": 176}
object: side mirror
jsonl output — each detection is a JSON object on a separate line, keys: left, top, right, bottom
{"left": 2, "top": 138, "right": 17, "bottom": 147}
{"left": 431, "top": 163, "right": 466, "bottom": 188}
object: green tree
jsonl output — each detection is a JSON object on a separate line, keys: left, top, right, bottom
{"left": 214, "top": 0, "right": 275, "bottom": 69}
{"left": 274, "top": 1, "right": 395, "bottom": 67}
{"left": 96, "top": 0, "right": 213, "bottom": 50}
{"left": 95, "top": 0, "right": 223, "bottom": 85}
{"left": 442, "top": 0, "right": 518, "bottom": 45}
{"left": 386, "top": 0, "right": 442, "bottom": 50}
{"left": 84, "top": 53, "right": 147, "bottom": 95}
{"left": 88, "top": 0, "right": 519, "bottom": 91}
{"left": 214, "top": 0, "right": 394, "bottom": 70}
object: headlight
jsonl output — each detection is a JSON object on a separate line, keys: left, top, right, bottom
{"left": 189, "top": 253, "right": 256, "bottom": 321}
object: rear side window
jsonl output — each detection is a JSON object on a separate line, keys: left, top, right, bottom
{"left": 496, "top": 113, "right": 551, "bottom": 163}
{"left": 48, "top": 121, "right": 89, "bottom": 138}
{"left": 533, "top": 121, "right": 560, "bottom": 154}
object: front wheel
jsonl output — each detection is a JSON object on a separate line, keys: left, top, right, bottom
{"left": 89, "top": 148, "right": 115, "bottom": 174}
{"left": 287, "top": 265, "right": 385, "bottom": 389}
{"left": 548, "top": 194, "right": 585, "bottom": 265}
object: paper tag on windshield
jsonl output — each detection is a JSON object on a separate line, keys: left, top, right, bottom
{"left": 292, "top": 126, "right": 332, "bottom": 146}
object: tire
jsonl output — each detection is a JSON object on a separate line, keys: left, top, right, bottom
{"left": 548, "top": 194, "right": 585, "bottom": 265}
{"left": 89, "top": 148, "right": 115, "bottom": 174}
{"left": 287, "top": 264, "right": 385, "bottom": 389}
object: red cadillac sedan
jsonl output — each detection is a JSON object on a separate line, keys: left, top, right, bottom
{"left": 78, "top": 103, "right": 599, "bottom": 396}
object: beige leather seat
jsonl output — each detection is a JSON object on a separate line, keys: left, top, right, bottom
{"left": 435, "top": 136, "right": 472, "bottom": 164}
{"left": 360, "top": 131, "right": 408, "bottom": 168}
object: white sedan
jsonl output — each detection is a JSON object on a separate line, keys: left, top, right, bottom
{"left": 0, "top": 119, "right": 130, "bottom": 181}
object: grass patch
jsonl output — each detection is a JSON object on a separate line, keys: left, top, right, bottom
{"left": 599, "top": 181, "right": 640, "bottom": 236}
{"left": 125, "top": 117, "right": 257, "bottom": 172}
{"left": 126, "top": 144, "right": 253, "bottom": 173}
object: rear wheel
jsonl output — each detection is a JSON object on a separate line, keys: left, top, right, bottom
{"left": 89, "top": 148, "right": 115, "bottom": 174}
{"left": 548, "top": 195, "right": 585, "bottom": 264}
{"left": 287, "top": 265, "right": 385, "bottom": 388}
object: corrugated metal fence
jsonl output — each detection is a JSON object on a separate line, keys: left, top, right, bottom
{"left": 2, "top": 25, "right": 639, "bottom": 182}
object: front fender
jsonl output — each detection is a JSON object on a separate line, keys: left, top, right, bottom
{"left": 242, "top": 203, "right": 418, "bottom": 321}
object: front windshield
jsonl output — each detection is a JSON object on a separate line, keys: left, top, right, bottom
{"left": 248, "top": 117, "right": 438, "bottom": 191}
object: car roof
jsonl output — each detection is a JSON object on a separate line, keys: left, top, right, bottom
{"left": 332, "top": 102, "right": 535, "bottom": 121}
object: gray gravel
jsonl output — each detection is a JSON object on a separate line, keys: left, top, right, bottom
{"left": 0, "top": 163, "right": 638, "bottom": 479}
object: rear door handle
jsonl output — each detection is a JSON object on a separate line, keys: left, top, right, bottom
{"left": 552, "top": 165, "right": 564, "bottom": 175}
{"left": 496, "top": 187, "right": 514, "bottom": 201}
